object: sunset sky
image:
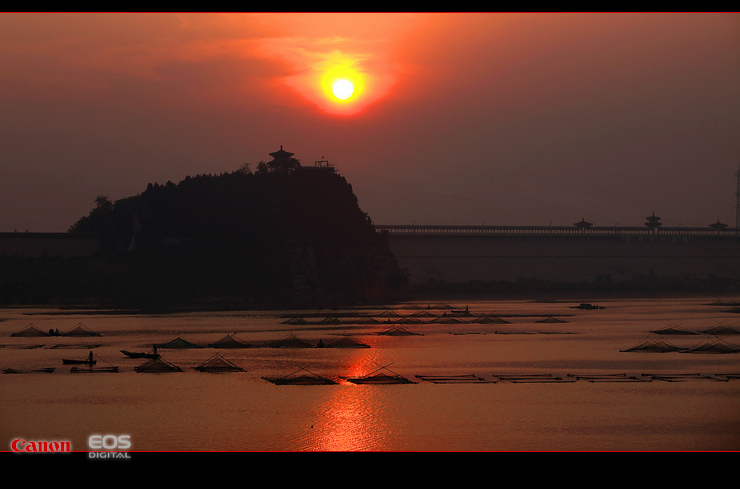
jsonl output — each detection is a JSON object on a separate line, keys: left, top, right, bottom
{"left": 1, "top": 12, "right": 739, "bottom": 232}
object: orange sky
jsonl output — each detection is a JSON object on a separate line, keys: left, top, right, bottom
{"left": 1, "top": 13, "right": 739, "bottom": 231}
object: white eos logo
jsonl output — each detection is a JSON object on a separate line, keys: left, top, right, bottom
{"left": 88, "top": 434, "right": 131, "bottom": 450}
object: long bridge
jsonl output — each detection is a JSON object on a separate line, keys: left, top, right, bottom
{"left": 375, "top": 224, "right": 740, "bottom": 238}
{"left": 375, "top": 224, "right": 740, "bottom": 292}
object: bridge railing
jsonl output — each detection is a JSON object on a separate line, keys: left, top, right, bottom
{"left": 374, "top": 224, "right": 740, "bottom": 237}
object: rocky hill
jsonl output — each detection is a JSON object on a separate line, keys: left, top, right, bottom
{"left": 53, "top": 164, "right": 409, "bottom": 309}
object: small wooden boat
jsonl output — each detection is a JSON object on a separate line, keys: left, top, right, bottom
{"left": 450, "top": 306, "right": 472, "bottom": 315}
{"left": 121, "top": 350, "right": 160, "bottom": 359}
{"left": 3, "top": 367, "right": 56, "bottom": 374}
{"left": 62, "top": 359, "right": 96, "bottom": 365}
{"left": 70, "top": 366, "right": 119, "bottom": 373}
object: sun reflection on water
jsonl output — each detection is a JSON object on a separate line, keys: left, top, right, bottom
{"left": 302, "top": 384, "right": 390, "bottom": 451}
{"left": 299, "top": 352, "right": 398, "bottom": 451}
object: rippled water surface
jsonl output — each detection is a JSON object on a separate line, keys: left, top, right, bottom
{"left": 1, "top": 298, "right": 739, "bottom": 451}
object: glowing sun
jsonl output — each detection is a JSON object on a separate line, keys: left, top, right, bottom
{"left": 332, "top": 79, "right": 354, "bottom": 100}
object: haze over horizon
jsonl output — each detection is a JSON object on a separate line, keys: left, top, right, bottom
{"left": 1, "top": 12, "right": 739, "bottom": 233}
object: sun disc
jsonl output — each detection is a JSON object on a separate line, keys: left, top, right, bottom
{"left": 332, "top": 79, "right": 354, "bottom": 100}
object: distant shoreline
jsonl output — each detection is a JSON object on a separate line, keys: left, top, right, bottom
{"left": 2, "top": 288, "right": 738, "bottom": 316}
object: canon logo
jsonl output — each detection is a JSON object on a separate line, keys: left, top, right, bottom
{"left": 88, "top": 434, "right": 131, "bottom": 451}
{"left": 11, "top": 438, "right": 71, "bottom": 452}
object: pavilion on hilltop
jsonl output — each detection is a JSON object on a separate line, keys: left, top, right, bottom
{"left": 266, "top": 146, "right": 300, "bottom": 173}
{"left": 261, "top": 146, "right": 336, "bottom": 174}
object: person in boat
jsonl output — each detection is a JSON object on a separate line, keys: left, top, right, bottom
{"left": 88, "top": 351, "right": 94, "bottom": 363}
{"left": 316, "top": 339, "right": 325, "bottom": 348}
{"left": 152, "top": 344, "right": 158, "bottom": 355}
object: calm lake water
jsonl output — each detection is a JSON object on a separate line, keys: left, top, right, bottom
{"left": 1, "top": 297, "right": 739, "bottom": 452}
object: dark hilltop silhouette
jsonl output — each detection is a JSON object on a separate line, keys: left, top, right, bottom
{"left": 4, "top": 149, "right": 409, "bottom": 309}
